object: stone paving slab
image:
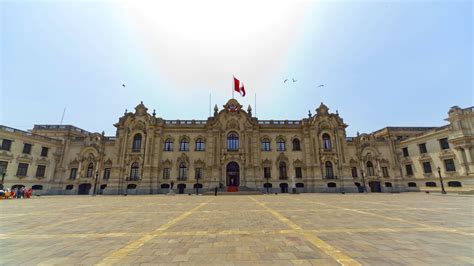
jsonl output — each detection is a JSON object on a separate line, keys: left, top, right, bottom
{"left": 0, "top": 193, "right": 473, "bottom": 265}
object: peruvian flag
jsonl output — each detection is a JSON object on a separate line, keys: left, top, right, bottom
{"left": 233, "top": 76, "right": 246, "bottom": 97}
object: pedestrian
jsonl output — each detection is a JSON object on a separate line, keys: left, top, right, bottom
{"left": 214, "top": 186, "right": 218, "bottom": 196}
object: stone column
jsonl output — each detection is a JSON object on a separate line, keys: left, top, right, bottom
{"left": 454, "top": 148, "right": 468, "bottom": 175}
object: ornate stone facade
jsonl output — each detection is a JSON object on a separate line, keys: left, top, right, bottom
{"left": 0, "top": 100, "right": 472, "bottom": 194}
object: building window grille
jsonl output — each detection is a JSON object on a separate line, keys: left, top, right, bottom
{"left": 132, "top": 134, "right": 142, "bottom": 152}
{"left": 366, "top": 161, "right": 375, "bottom": 176}
{"left": 419, "top": 143, "right": 427, "bottom": 154}
{"left": 70, "top": 168, "right": 77, "bottom": 180}
{"left": 227, "top": 132, "right": 239, "bottom": 151}
{"left": 439, "top": 138, "right": 449, "bottom": 150}
{"left": 23, "top": 143, "right": 32, "bottom": 154}
{"left": 195, "top": 139, "right": 205, "bottom": 151}
{"left": 277, "top": 139, "right": 286, "bottom": 151}
{"left": 322, "top": 134, "right": 332, "bottom": 150}
{"left": 444, "top": 159, "right": 456, "bottom": 172}
{"left": 292, "top": 139, "right": 301, "bottom": 151}
{"left": 325, "top": 161, "right": 334, "bottom": 179}
{"left": 261, "top": 139, "right": 270, "bottom": 151}
{"left": 130, "top": 162, "right": 139, "bottom": 181}
{"left": 16, "top": 163, "right": 28, "bottom": 176}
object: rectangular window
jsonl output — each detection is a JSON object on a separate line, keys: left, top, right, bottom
{"left": 1, "top": 139, "right": 12, "bottom": 151}
{"left": 70, "top": 168, "right": 77, "bottom": 180}
{"left": 0, "top": 161, "right": 8, "bottom": 175}
{"left": 195, "top": 168, "right": 203, "bottom": 179}
{"left": 103, "top": 168, "right": 111, "bottom": 180}
{"left": 263, "top": 167, "right": 271, "bottom": 179}
{"left": 422, "top": 162, "right": 432, "bottom": 174}
{"left": 16, "top": 163, "right": 29, "bottom": 176}
{"left": 439, "top": 138, "right": 449, "bottom": 150}
{"left": 23, "top": 143, "right": 32, "bottom": 154}
{"left": 444, "top": 159, "right": 456, "bottom": 172}
{"left": 163, "top": 168, "right": 170, "bottom": 179}
{"left": 402, "top": 147, "right": 409, "bottom": 157}
{"left": 295, "top": 167, "right": 302, "bottom": 178}
{"left": 41, "top": 147, "right": 49, "bottom": 157}
{"left": 405, "top": 164, "right": 413, "bottom": 176}
{"left": 382, "top": 167, "right": 389, "bottom": 177}
{"left": 418, "top": 143, "right": 427, "bottom": 154}
{"left": 351, "top": 167, "right": 358, "bottom": 178}
{"left": 36, "top": 165, "right": 46, "bottom": 177}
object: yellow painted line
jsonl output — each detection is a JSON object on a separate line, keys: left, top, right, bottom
{"left": 96, "top": 199, "right": 212, "bottom": 266}
{"left": 248, "top": 196, "right": 360, "bottom": 266}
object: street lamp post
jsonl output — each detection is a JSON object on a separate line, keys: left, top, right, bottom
{"left": 360, "top": 169, "right": 367, "bottom": 193}
{"left": 340, "top": 175, "right": 345, "bottom": 194}
{"left": 195, "top": 176, "right": 200, "bottom": 195}
{"left": 437, "top": 167, "right": 447, "bottom": 194}
{"left": 92, "top": 171, "right": 99, "bottom": 196}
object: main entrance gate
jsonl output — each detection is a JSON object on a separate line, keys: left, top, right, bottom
{"left": 226, "top": 162, "right": 240, "bottom": 192}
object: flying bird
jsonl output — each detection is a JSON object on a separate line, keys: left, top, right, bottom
{"left": 317, "top": 84, "right": 325, "bottom": 87}
{"left": 292, "top": 78, "right": 297, "bottom": 82}
{"left": 283, "top": 79, "right": 288, "bottom": 83}
{"left": 122, "top": 84, "right": 126, "bottom": 87}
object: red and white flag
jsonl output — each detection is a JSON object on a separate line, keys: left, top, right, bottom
{"left": 233, "top": 76, "right": 246, "bottom": 97}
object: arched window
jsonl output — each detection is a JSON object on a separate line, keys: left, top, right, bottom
{"left": 277, "top": 139, "right": 286, "bottom": 151}
{"left": 279, "top": 162, "right": 287, "bottom": 179}
{"left": 366, "top": 161, "right": 375, "bottom": 176}
{"left": 164, "top": 138, "right": 173, "bottom": 151}
{"left": 178, "top": 162, "right": 187, "bottom": 180}
{"left": 261, "top": 138, "right": 270, "bottom": 151}
{"left": 179, "top": 138, "right": 189, "bottom": 151}
{"left": 86, "top": 163, "right": 94, "bottom": 178}
{"left": 322, "top": 133, "right": 332, "bottom": 150}
{"left": 325, "top": 161, "right": 334, "bottom": 179}
{"left": 195, "top": 139, "right": 205, "bottom": 151}
{"left": 130, "top": 162, "right": 139, "bottom": 181}
{"left": 132, "top": 134, "right": 142, "bottom": 151}
{"left": 448, "top": 181, "right": 462, "bottom": 187}
{"left": 292, "top": 139, "right": 301, "bottom": 151}
{"left": 227, "top": 132, "right": 239, "bottom": 151}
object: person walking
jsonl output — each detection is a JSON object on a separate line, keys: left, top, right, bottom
{"left": 214, "top": 186, "right": 218, "bottom": 196}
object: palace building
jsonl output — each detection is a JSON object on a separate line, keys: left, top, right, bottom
{"left": 0, "top": 99, "right": 473, "bottom": 195}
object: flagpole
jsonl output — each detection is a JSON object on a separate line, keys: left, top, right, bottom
{"left": 254, "top": 93, "right": 257, "bottom": 117}
{"left": 232, "top": 76, "right": 234, "bottom": 99}
{"left": 209, "top": 93, "right": 211, "bottom": 117}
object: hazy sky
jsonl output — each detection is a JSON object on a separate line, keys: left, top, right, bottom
{"left": 1, "top": 0, "right": 472, "bottom": 136}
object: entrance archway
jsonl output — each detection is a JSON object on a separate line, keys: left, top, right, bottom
{"left": 78, "top": 183, "right": 91, "bottom": 195}
{"left": 369, "top": 181, "right": 381, "bottom": 192}
{"left": 280, "top": 183, "right": 289, "bottom": 193}
{"left": 177, "top": 184, "right": 186, "bottom": 194}
{"left": 226, "top": 162, "right": 240, "bottom": 187}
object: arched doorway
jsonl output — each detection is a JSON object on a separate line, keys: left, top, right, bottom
{"left": 177, "top": 184, "right": 186, "bottom": 194}
{"left": 226, "top": 162, "right": 240, "bottom": 192}
{"left": 78, "top": 183, "right": 92, "bottom": 195}
{"left": 280, "top": 183, "right": 289, "bottom": 193}
{"left": 368, "top": 181, "right": 381, "bottom": 192}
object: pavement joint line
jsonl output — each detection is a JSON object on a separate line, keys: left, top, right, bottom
{"left": 353, "top": 199, "right": 474, "bottom": 217}
{"left": 2, "top": 226, "right": 473, "bottom": 240}
{"left": 96, "top": 198, "right": 213, "bottom": 266}
{"left": 248, "top": 196, "right": 361, "bottom": 266}
{"left": 292, "top": 198, "right": 474, "bottom": 237}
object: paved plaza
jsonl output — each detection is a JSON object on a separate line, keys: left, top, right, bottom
{"left": 1, "top": 193, "right": 473, "bottom": 265}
